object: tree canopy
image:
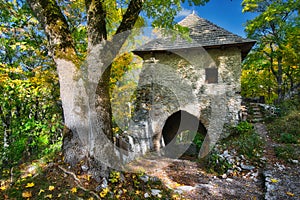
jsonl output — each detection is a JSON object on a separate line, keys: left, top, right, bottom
{"left": 242, "top": 0, "right": 300, "bottom": 103}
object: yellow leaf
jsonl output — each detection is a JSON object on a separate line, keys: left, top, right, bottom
{"left": 271, "top": 178, "right": 278, "bottom": 183}
{"left": 70, "top": 187, "right": 77, "bottom": 193}
{"left": 135, "top": 190, "right": 141, "bottom": 195}
{"left": 25, "top": 182, "right": 35, "bottom": 188}
{"left": 22, "top": 191, "right": 32, "bottom": 198}
{"left": 286, "top": 192, "right": 294, "bottom": 197}
{"left": 0, "top": 185, "right": 7, "bottom": 191}
{"left": 38, "top": 189, "right": 45, "bottom": 195}
{"left": 57, "top": 194, "right": 62, "bottom": 197}
{"left": 87, "top": 198, "right": 94, "bottom": 200}
{"left": 48, "top": 185, "right": 55, "bottom": 191}
{"left": 45, "top": 194, "right": 52, "bottom": 198}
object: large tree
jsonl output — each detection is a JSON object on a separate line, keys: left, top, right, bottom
{"left": 25, "top": 0, "right": 209, "bottom": 177}
{"left": 242, "top": 0, "right": 300, "bottom": 102}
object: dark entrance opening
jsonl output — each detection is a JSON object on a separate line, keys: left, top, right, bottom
{"left": 161, "top": 110, "right": 207, "bottom": 158}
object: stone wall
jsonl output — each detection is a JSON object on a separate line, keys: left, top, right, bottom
{"left": 117, "top": 46, "right": 243, "bottom": 162}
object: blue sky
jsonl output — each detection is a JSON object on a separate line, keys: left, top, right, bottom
{"left": 175, "top": 0, "right": 258, "bottom": 38}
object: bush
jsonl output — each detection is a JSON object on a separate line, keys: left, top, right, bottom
{"left": 274, "top": 145, "right": 297, "bottom": 161}
{"left": 202, "top": 151, "right": 233, "bottom": 175}
{"left": 223, "top": 121, "right": 264, "bottom": 162}
{"left": 0, "top": 68, "right": 63, "bottom": 167}
{"left": 267, "top": 110, "right": 300, "bottom": 144}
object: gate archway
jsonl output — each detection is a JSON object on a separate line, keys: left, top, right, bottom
{"left": 161, "top": 110, "right": 207, "bottom": 156}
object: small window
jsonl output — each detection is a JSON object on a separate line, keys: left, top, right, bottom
{"left": 205, "top": 68, "right": 218, "bottom": 84}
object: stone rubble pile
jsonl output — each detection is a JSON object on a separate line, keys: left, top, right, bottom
{"left": 216, "top": 149, "right": 263, "bottom": 181}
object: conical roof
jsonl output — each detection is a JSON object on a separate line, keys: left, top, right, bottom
{"left": 133, "top": 13, "right": 255, "bottom": 59}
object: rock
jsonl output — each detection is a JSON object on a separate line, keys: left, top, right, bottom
{"left": 226, "top": 178, "right": 233, "bottom": 182}
{"left": 221, "top": 174, "right": 227, "bottom": 179}
{"left": 236, "top": 167, "right": 242, "bottom": 171}
{"left": 240, "top": 155, "right": 245, "bottom": 160}
{"left": 222, "top": 150, "right": 230, "bottom": 158}
{"left": 274, "top": 162, "right": 285, "bottom": 171}
{"left": 140, "top": 175, "right": 149, "bottom": 183}
{"left": 95, "top": 178, "right": 108, "bottom": 191}
{"left": 260, "top": 157, "right": 267, "bottom": 162}
{"left": 151, "top": 189, "right": 161, "bottom": 196}
{"left": 144, "top": 193, "right": 150, "bottom": 198}
{"left": 241, "top": 164, "right": 255, "bottom": 171}
{"left": 227, "top": 169, "right": 233, "bottom": 175}
{"left": 81, "top": 165, "right": 89, "bottom": 172}
{"left": 176, "top": 185, "right": 195, "bottom": 192}
{"left": 290, "top": 159, "right": 299, "bottom": 164}
{"left": 150, "top": 176, "right": 160, "bottom": 182}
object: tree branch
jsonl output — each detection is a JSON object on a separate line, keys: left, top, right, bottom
{"left": 116, "top": 0, "right": 144, "bottom": 34}
{"left": 85, "top": 0, "right": 107, "bottom": 46}
{"left": 26, "top": 0, "right": 76, "bottom": 60}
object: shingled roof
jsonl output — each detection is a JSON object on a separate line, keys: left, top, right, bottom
{"left": 133, "top": 13, "right": 255, "bottom": 59}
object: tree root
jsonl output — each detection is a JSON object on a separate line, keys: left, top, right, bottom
{"left": 58, "top": 165, "right": 100, "bottom": 199}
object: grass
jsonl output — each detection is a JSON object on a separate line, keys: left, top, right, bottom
{"left": 0, "top": 153, "right": 178, "bottom": 200}
{"left": 222, "top": 121, "right": 265, "bottom": 163}
{"left": 266, "top": 97, "right": 300, "bottom": 161}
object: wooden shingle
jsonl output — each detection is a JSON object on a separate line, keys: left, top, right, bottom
{"left": 133, "top": 13, "right": 255, "bottom": 59}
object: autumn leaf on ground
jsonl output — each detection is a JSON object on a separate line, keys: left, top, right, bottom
{"left": 71, "top": 187, "right": 77, "bottom": 193}
{"left": 286, "top": 192, "right": 294, "bottom": 197}
{"left": 22, "top": 191, "right": 32, "bottom": 198}
{"left": 38, "top": 189, "right": 45, "bottom": 195}
{"left": 270, "top": 178, "right": 278, "bottom": 183}
{"left": 0, "top": 185, "right": 7, "bottom": 191}
{"left": 45, "top": 194, "right": 52, "bottom": 198}
{"left": 135, "top": 190, "right": 141, "bottom": 195}
{"left": 25, "top": 182, "right": 35, "bottom": 188}
{"left": 48, "top": 185, "right": 55, "bottom": 191}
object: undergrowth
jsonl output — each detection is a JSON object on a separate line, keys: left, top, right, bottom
{"left": 267, "top": 97, "right": 300, "bottom": 161}
{"left": 202, "top": 121, "right": 265, "bottom": 175}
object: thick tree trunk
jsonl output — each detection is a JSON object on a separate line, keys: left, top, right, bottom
{"left": 27, "top": 0, "right": 144, "bottom": 179}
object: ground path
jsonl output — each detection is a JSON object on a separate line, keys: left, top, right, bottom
{"left": 126, "top": 122, "right": 300, "bottom": 199}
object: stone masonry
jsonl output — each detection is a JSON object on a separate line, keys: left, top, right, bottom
{"left": 115, "top": 14, "right": 255, "bottom": 163}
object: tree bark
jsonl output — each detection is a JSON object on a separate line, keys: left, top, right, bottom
{"left": 27, "top": 0, "right": 144, "bottom": 179}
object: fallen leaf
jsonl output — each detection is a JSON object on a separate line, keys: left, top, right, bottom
{"left": 45, "top": 194, "right": 52, "bottom": 198}
{"left": 270, "top": 178, "right": 278, "bottom": 183}
{"left": 38, "top": 189, "right": 45, "bottom": 195}
{"left": 0, "top": 185, "right": 7, "bottom": 191}
{"left": 286, "top": 192, "right": 294, "bottom": 197}
{"left": 48, "top": 185, "right": 55, "bottom": 191}
{"left": 25, "top": 182, "right": 35, "bottom": 188}
{"left": 70, "top": 187, "right": 77, "bottom": 193}
{"left": 22, "top": 191, "right": 32, "bottom": 198}
{"left": 135, "top": 190, "right": 141, "bottom": 195}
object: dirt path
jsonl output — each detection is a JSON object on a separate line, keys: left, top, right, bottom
{"left": 254, "top": 123, "right": 300, "bottom": 200}
{"left": 126, "top": 122, "right": 300, "bottom": 199}
{"left": 126, "top": 154, "right": 264, "bottom": 199}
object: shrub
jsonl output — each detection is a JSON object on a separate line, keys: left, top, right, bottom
{"left": 274, "top": 145, "right": 297, "bottom": 160}
{"left": 0, "top": 68, "right": 63, "bottom": 167}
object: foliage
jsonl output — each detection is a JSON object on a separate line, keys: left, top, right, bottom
{"left": 242, "top": 0, "right": 300, "bottom": 103}
{"left": 0, "top": 0, "right": 63, "bottom": 167}
{"left": 224, "top": 122, "right": 264, "bottom": 162}
{"left": 193, "top": 132, "right": 205, "bottom": 150}
{"left": 202, "top": 151, "right": 233, "bottom": 175}
{"left": 274, "top": 145, "right": 297, "bottom": 161}
{"left": 0, "top": 67, "right": 63, "bottom": 167}
{"left": 267, "top": 99, "right": 300, "bottom": 144}
{"left": 111, "top": 53, "right": 142, "bottom": 134}
{"left": 0, "top": 0, "right": 53, "bottom": 70}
